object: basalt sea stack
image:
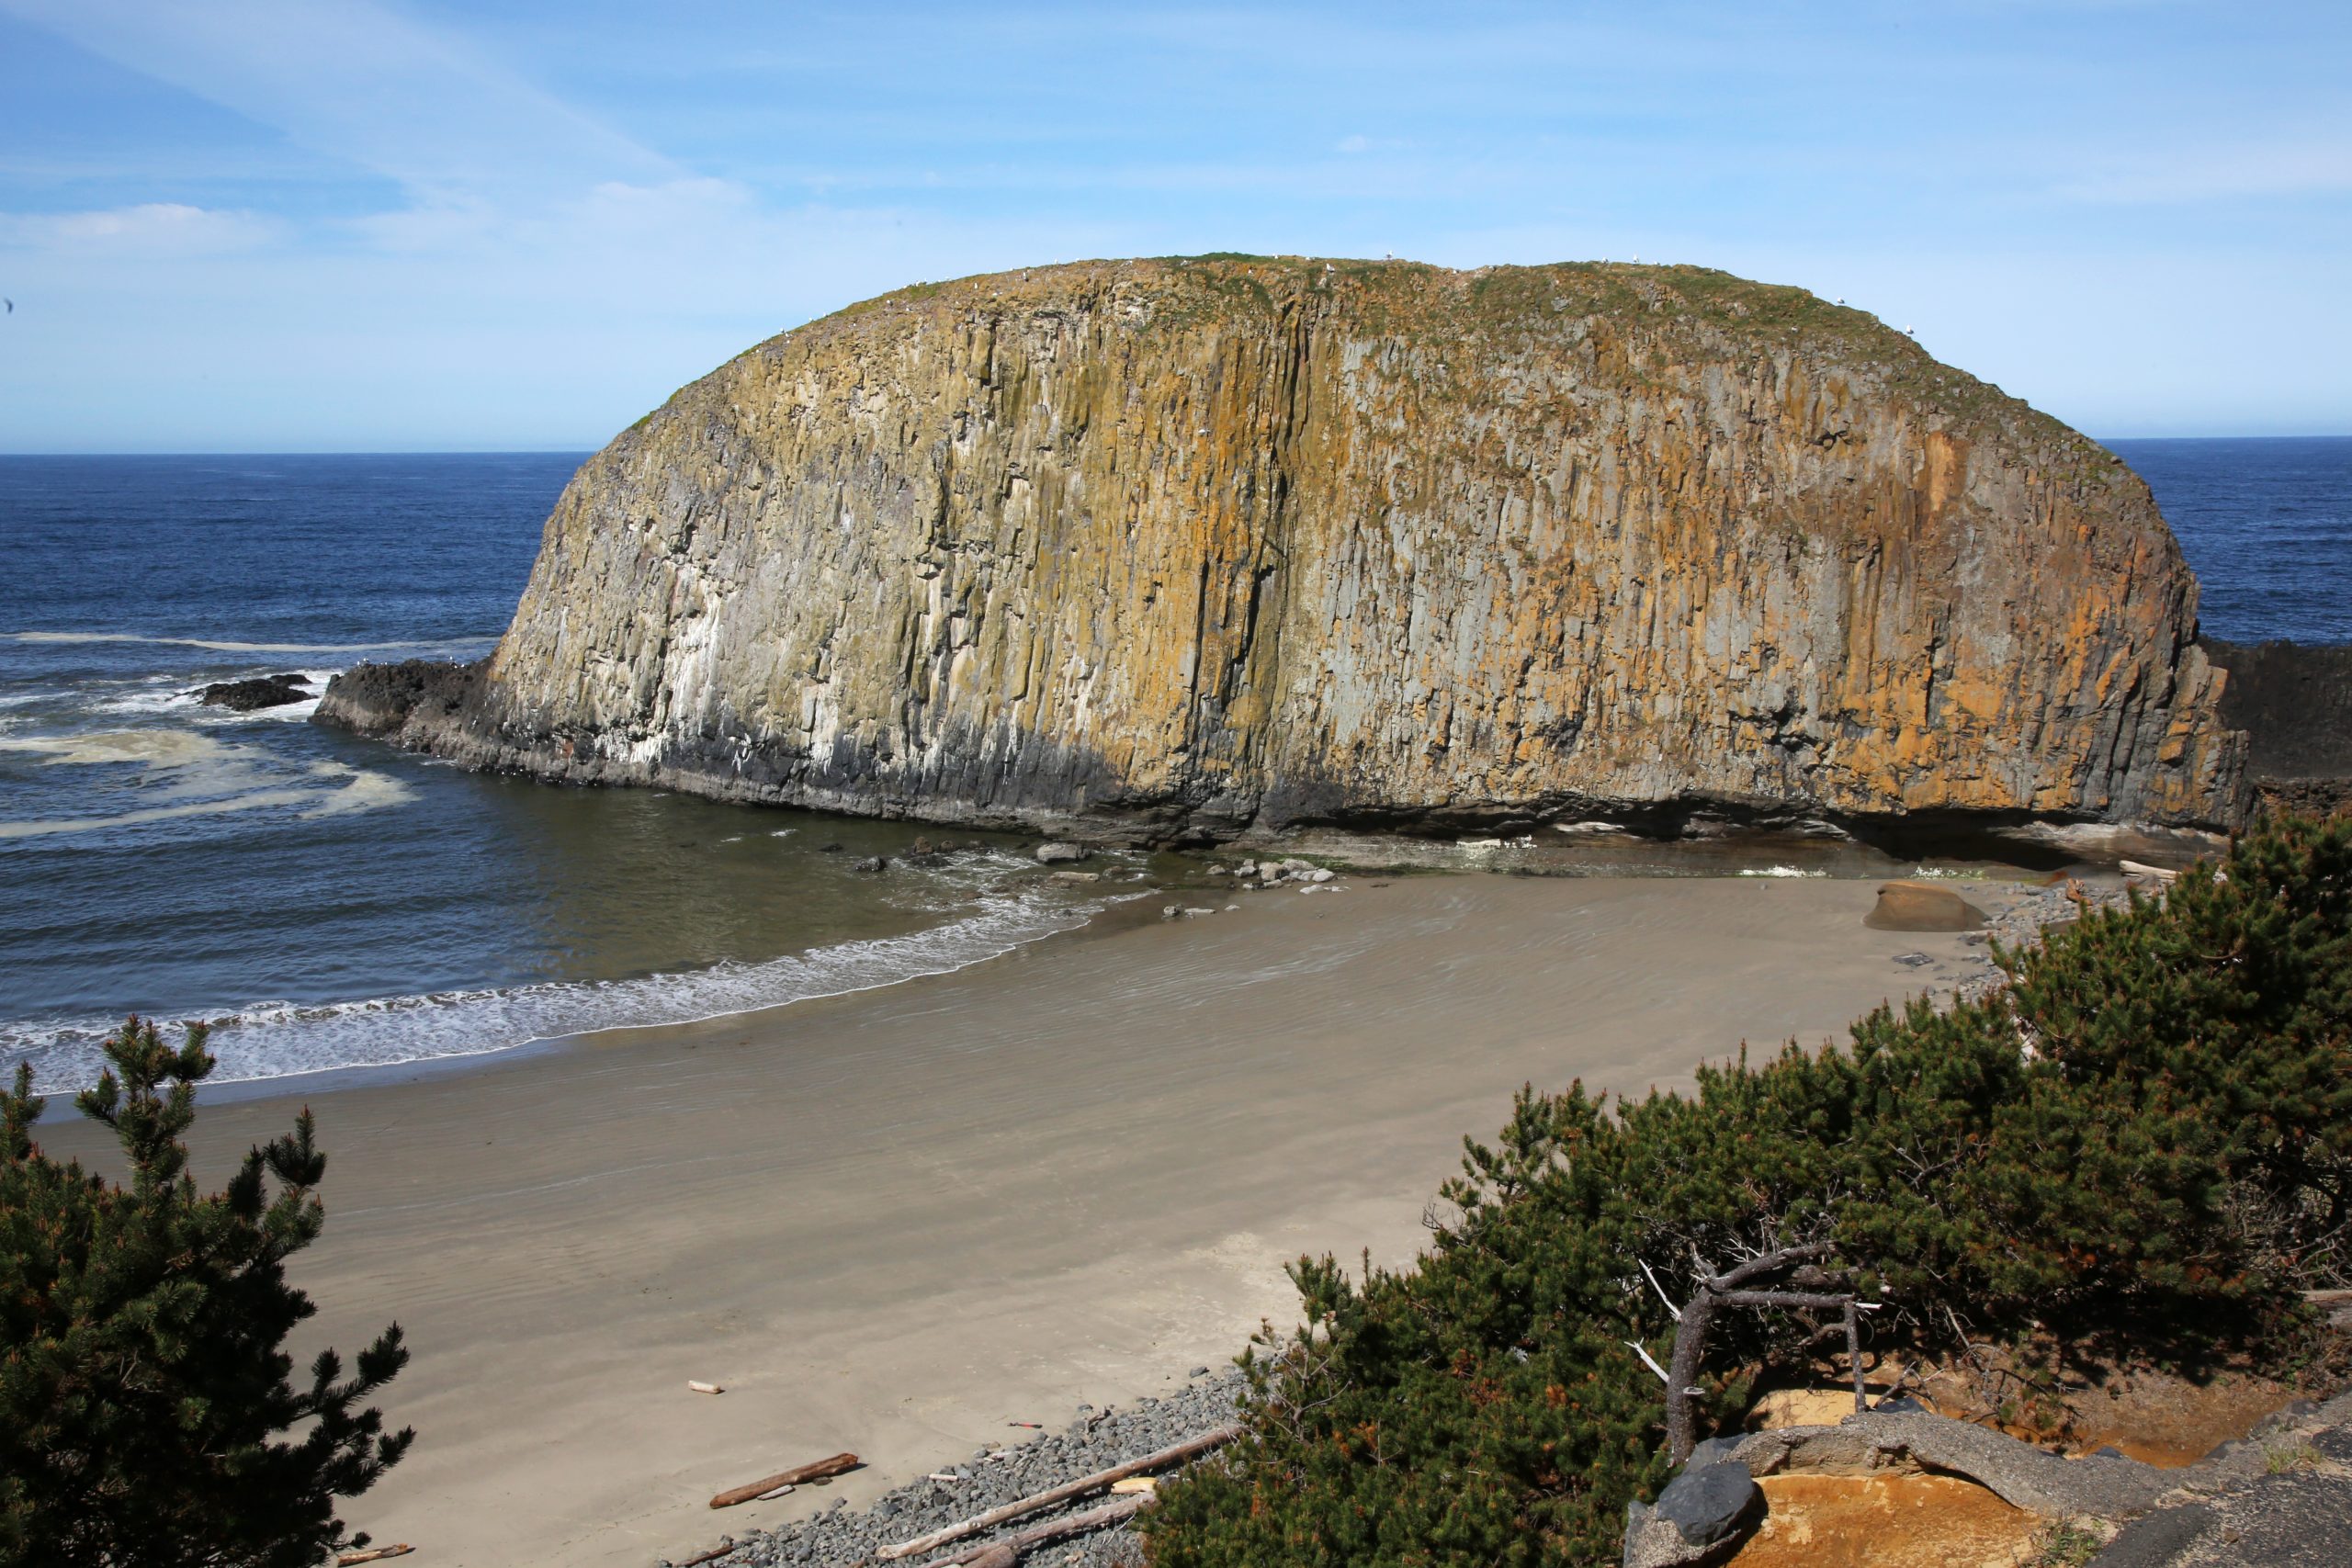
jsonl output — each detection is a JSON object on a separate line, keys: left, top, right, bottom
{"left": 322, "top": 257, "right": 2247, "bottom": 839}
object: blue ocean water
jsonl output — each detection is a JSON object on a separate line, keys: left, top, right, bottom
{"left": 0, "top": 439, "right": 2345, "bottom": 1092}
{"left": 2110, "top": 436, "right": 2352, "bottom": 645}
{"left": 0, "top": 455, "right": 1122, "bottom": 1091}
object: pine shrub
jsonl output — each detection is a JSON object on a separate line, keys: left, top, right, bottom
{"left": 1146, "top": 815, "right": 2349, "bottom": 1568}
{"left": 0, "top": 1018, "right": 413, "bottom": 1568}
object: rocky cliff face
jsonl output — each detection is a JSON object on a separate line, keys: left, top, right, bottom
{"left": 323, "top": 256, "right": 2246, "bottom": 839}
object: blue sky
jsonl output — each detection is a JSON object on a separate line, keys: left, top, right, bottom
{"left": 0, "top": 1, "right": 2346, "bottom": 452}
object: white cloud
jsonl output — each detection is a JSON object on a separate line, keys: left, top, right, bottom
{"left": 0, "top": 202, "right": 277, "bottom": 254}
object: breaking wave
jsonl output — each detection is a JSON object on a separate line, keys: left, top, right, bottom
{"left": 7, "top": 631, "right": 490, "bottom": 656}
{"left": 2, "top": 886, "right": 1114, "bottom": 1092}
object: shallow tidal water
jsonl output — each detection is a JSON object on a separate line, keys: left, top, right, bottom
{"left": 0, "top": 437, "right": 2345, "bottom": 1091}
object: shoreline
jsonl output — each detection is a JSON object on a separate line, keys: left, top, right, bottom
{"left": 37, "top": 869, "right": 2042, "bottom": 1567}
{"left": 22, "top": 819, "right": 2178, "bottom": 1112}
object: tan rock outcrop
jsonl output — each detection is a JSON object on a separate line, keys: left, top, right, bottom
{"left": 322, "top": 256, "right": 2246, "bottom": 839}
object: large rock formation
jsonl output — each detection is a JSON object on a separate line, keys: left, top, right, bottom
{"left": 322, "top": 256, "right": 2247, "bottom": 840}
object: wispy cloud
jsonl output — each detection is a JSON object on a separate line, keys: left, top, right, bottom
{"left": 0, "top": 200, "right": 277, "bottom": 253}
{"left": 0, "top": 0, "right": 669, "bottom": 197}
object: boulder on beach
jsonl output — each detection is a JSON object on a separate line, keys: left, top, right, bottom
{"left": 1865, "top": 880, "right": 1988, "bottom": 932}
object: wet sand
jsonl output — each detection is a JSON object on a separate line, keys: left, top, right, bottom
{"left": 37, "top": 872, "right": 1998, "bottom": 1566}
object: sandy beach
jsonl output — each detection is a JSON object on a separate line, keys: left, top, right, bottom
{"left": 37, "top": 870, "right": 2006, "bottom": 1566}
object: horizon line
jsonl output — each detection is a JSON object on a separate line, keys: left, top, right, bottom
{"left": 4, "top": 432, "right": 2349, "bottom": 460}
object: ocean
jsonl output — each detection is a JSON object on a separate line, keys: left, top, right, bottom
{"left": 0, "top": 454, "right": 1136, "bottom": 1093}
{"left": 2, "top": 437, "right": 2346, "bottom": 1092}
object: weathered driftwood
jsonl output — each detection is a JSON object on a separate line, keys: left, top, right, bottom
{"left": 690, "top": 1380, "right": 725, "bottom": 1395}
{"left": 678, "top": 1539, "right": 735, "bottom": 1567}
{"left": 335, "top": 1549, "right": 413, "bottom": 1565}
{"left": 880, "top": 1427, "right": 1238, "bottom": 1561}
{"left": 1661, "top": 1242, "right": 1870, "bottom": 1464}
{"left": 709, "top": 1451, "right": 860, "bottom": 1509}
{"left": 914, "top": 1495, "right": 1154, "bottom": 1568}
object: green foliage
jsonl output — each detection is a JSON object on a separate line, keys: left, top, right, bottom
{"left": 1, "top": 1019, "right": 413, "bottom": 1568}
{"left": 1147, "top": 816, "right": 2350, "bottom": 1568}
{"left": 2022, "top": 1520, "right": 2106, "bottom": 1567}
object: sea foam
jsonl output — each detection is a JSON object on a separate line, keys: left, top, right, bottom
{"left": 3, "top": 885, "right": 1117, "bottom": 1093}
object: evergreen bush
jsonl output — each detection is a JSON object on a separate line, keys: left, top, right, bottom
{"left": 0, "top": 1018, "right": 413, "bottom": 1568}
{"left": 1146, "top": 815, "right": 2349, "bottom": 1568}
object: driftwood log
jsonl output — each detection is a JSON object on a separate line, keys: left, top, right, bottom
{"left": 334, "top": 1550, "right": 413, "bottom": 1566}
{"left": 879, "top": 1426, "right": 1239, "bottom": 1561}
{"left": 709, "top": 1451, "right": 860, "bottom": 1508}
{"left": 913, "top": 1495, "right": 1154, "bottom": 1568}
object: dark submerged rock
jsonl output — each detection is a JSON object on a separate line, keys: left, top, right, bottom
{"left": 198, "top": 671, "right": 312, "bottom": 711}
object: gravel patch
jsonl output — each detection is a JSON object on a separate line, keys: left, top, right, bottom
{"left": 1955, "top": 879, "right": 2132, "bottom": 998}
{"left": 664, "top": 1368, "right": 1249, "bottom": 1568}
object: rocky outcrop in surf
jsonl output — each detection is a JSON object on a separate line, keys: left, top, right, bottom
{"left": 319, "top": 256, "right": 2248, "bottom": 840}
